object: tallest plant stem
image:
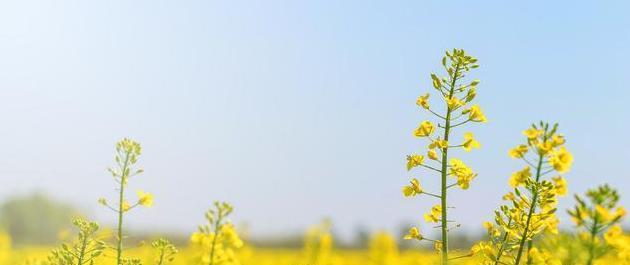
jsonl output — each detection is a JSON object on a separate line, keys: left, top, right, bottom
{"left": 116, "top": 153, "right": 131, "bottom": 265}
{"left": 440, "top": 64, "right": 459, "bottom": 265}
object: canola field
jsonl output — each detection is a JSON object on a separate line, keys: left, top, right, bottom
{"left": 1, "top": 49, "right": 629, "bottom": 265}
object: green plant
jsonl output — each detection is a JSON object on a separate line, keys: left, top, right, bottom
{"left": 473, "top": 122, "right": 572, "bottom": 265}
{"left": 568, "top": 184, "right": 626, "bottom": 265}
{"left": 402, "top": 48, "right": 486, "bottom": 265}
{"left": 190, "top": 201, "right": 243, "bottom": 265}
{"left": 98, "top": 138, "right": 154, "bottom": 265}
{"left": 151, "top": 238, "right": 178, "bottom": 265}
{"left": 46, "top": 218, "right": 105, "bottom": 265}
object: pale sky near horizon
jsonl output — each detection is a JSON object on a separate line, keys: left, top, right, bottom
{"left": 0, "top": 1, "right": 628, "bottom": 240}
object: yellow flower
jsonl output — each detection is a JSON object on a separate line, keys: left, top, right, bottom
{"left": 545, "top": 217, "right": 560, "bottom": 234}
{"left": 137, "top": 190, "right": 154, "bottom": 207}
{"left": 416, "top": 93, "right": 430, "bottom": 109}
{"left": 429, "top": 139, "right": 448, "bottom": 149}
{"left": 467, "top": 105, "right": 487, "bottom": 122}
{"left": 503, "top": 192, "right": 516, "bottom": 201}
{"left": 449, "top": 159, "right": 476, "bottom": 189}
{"left": 446, "top": 97, "right": 464, "bottom": 110}
{"left": 552, "top": 176, "right": 567, "bottom": 196}
{"left": 509, "top": 167, "right": 531, "bottom": 187}
{"left": 482, "top": 222, "right": 500, "bottom": 238}
{"left": 403, "top": 227, "right": 423, "bottom": 240}
{"left": 406, "top": 154, "right": 424, "bottom": 171}
{"left": 596, "top": 205, "right": 612, "bottom": 222}
{"left": 549, "top": 147, "right": 573, "bottom": 173}
{"left": 536, "top": 140, "right": 554, "bottom": 155}
{"left": 434, "top": 241, "right": 443, "bottom": 253}
{"left": 604, "top": 225, "right": 623, "bottom": 244}
{"left": 402, "top": 178, "right": 423, "bottom": 197}
{"left": 122, "top": 200, "right": 131, "bottom": 212}
{"left": 509, "top": 144, "right": 529, "bottom": 158}
{"left": 523, "top": 128, "right": 543, "bottom": 140}
{"left": 614, "top": 206, "right": 627, "bottom": 220}
{"left": 424, "top": 204, "right": 441, "bottom": 223}
{"left": 413, "top": 121, "right": 435, "bottom": 137}
{"left": 471, "top": 241, "right": 492, "bottom": 256}
{"left": 427, "top": 149, "right": 438, "bottom": 160}
{"left": 221, "top": 223, "right": 244, "bottom": 248}
{"left": 551, "top": 134, "right": 565, "bottom": 147}
{"left": 462, "top": 132, "right": 480, "bottom": 152}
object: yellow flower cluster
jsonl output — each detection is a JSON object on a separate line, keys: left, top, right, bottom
{"left": 568, "top": 185, "right": 627, "bottom": 264}
{"left": 191, "top": 202, "right": 243, "bottom": 265}
{"left": 510, "top": 124, "right": 573, "bottom": 173}
{"left": 474, "top": 122, "right": 572, "bottom": 265}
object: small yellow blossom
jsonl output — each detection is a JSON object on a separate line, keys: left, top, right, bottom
{"left": 615, "top": 206, "right": 627, "bottom": 220}
{"left": 523, "top": 128, "right": 543, "bottom": 140}
{"left": 446, "top": 97, "right": 464, "bottom": 110}
{"left": 536, "top": 140, "right": 554, "bottom": 155}
{"left": 467, "top": 105, "right": 487, "bottom": 122}
{"left": 416, "top": 93, "right": 430, "bottom": 109}
{"left": 122, "top": 200, "right": 131, "bottom": 212}
{"left": 509, "top": 167, "right": 531, "bottom": 187}
{"left": 137, "top": 190, "right": 154, "bottom": 207}
{"left": 552, "top": 176, "right": 567, "bottom": 196}
{"left": 402, "top": 178, "right": 423, "bottom": 197}
{"left": 403, "top": 227, "right": 423, "bottom": 240}
{"left": 414, "top": 121, "right": 435, "bottom": 137}
{"left": 509, "top": 144, "right": 529, "bottom": 158}
{"left": 604, "top": 225, "right": 623, "bottom": 244}
{"left": 551, "top": 134, "right": 565, "bottom": 147}
{"left": 596, "top": 205, "right": 612, "bottom": 222}
{"left": 503, "top": 192, "right": 516, "bottom": 201}
{"left": 429, "top": 139, "right": 449, "bottom": 149}
{"left": 406, "top": 154, "right": 424, "bottom": 171}
{"left": 450, "top": 159, "right": 476, "bottom": 189}
{"left": 427, "top": 149, "right": 438, "bottom": 160}
{"left": 471, "top": 241, "right": 493, "bottom": 256}
{"left": 424, "top": 204, "right": 441, "bottom": 223}
{"left": 462, "top": 132, "right": 480, "bottom": 152}
{"left": 434, "top": 241, "right": 443, "bottom": 253}
{"left": 549, "top": 147, "right": 573, "bottom": 173}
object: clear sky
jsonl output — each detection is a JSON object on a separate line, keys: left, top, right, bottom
{"left": 0, "top": 0, "right": 628, "bottom": 239}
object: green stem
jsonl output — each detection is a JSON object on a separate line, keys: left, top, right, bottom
{"left": 208, "top": 213, "right": 223, "bottom": 265}
{"left": 77, "top": 235, "right": 88, "bottom": 265}
{"left": 157, "top": 249, "right": 165, "bottom": 265}
{"left": 513, "top": 153, "right": 544, "bottom": 264}
{"left": 526, "top": 240, "right": 533, "bottom": 265}
{"left": 116, "top": 152, "right": 131, "bottom": 265}
{"left": 439, "top": 63, "right": 459, "bottom": 265}
{"left": 586, "top": 219, "right": 599, "bottom": 265}
{"left": 493, "top": 218, "right": 513, "bottom": 265}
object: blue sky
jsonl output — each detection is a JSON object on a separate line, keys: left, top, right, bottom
{"left": 0, "top": 0, "right": 628, "bottom": 239}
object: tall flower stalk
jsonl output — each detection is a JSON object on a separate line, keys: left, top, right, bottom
{"left": 512, "top": 122, "right": 572, "bottom": 264}
{"left": 99, "top": 138, "right": 154, "bottom": 265}
{"left": 473, "top": 122, "right": 573, "bottom": 265}
{"left": 402, "top": 48, "right": 486, "bottom": 265}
